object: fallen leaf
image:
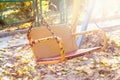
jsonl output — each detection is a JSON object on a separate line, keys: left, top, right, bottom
{"left": 17, "top": 69, "right": 24, "bottom": 76}
{"left": 23, "top": 66, "right": 29, "bottom": 71}
{"left": 48, "top": 66, "right": 56, "bottom": 73}
{"left": 0, "top": 78, "right": 2, "bottom": 80}
{"left": 14, "top": 62, "right": 19, "bottom": 67}
{"left": 16, "top": 55, "right": 22, "bottom": 60}
{"left": 4, "top": 70, "right": 9, "bottom": 75}
{"left": 115, "top": 42, "right": 120, "bottom": 47}
{"left": 21, "top": 59, "right": 29, "bottom": 64}
{"left": 100, "top": 59, "right": 109, "bottom": 67}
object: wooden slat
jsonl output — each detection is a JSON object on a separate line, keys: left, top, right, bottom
{"left": 36, "top": 47, "right": 101, "bottom": 62}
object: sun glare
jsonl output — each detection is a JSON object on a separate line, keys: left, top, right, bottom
{"left": 92, "top": 0, "right": 120, "bottom": 19}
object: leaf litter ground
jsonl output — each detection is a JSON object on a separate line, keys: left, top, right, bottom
{"left": 0, "top": 30, "right": 120, "bottom": 80}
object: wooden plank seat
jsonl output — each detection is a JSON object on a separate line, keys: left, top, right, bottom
{"left": 37, "top": 47, "right": 101, "bottom": 62}
{"left": 27, "top": 25, "right": 107, "bottom": 64}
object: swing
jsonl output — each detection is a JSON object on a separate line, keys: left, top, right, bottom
{"left": 27, "top": 21, "right": 107, "bottom": 64}
{"left": 27, "top": 0, "right": 107, "bottom": 64}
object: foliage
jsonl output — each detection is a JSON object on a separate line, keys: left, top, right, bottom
{"left": 0, "top": 1, "right": 33, "bottom": 27}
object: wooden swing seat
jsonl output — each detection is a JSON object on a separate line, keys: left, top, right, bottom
{"left": 37, "top": 47, "right": 101, "bottom": 62}
{"left": 27, "top": 25, "right": 107, "bottom": 64}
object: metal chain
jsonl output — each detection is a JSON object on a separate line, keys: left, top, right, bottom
{"left": 40, "top": 17, "right": 66, "bottom": 61}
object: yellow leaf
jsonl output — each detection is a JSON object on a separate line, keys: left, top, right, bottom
{"left": 14, "top": 62, "right": 18, "bottom": 67}
{"left": 48, "top": 65, "right": 52, "bottom": 69}
{"left": 48, "top": 66, "right": 56, "bottom": 73}
{"left": 4, "top": 71, "right": 9, "bottom": 75}
{"left": 19, "top": 22, "right": 31, "bottom": 29}
{"left": 103, "top": 62, "right": 108, "bottom": 66}
{"left": 25, "top": 2, "right": 31, "bottom": 6}
{"left": 27, "top": 59, "right": 31, "bottom": 63}
{"left": 0, "top": 78, "right": 2, "bottom": 80}
{"left": 3, "top": 10, "right": 19, "bottom": 15}
{"left": 112, "top": 64, "right": 118, "bottom": 69}
{"left": 17, "top": 55, "right": 22, "bottom": 59}
{"left": 21, "top": 58, "right": 31, "bottom": 64}
{"left": 30, "top": 66, "right": 35, "bottom": 71}
{"left": 23, "top": 66, "right": 29, "bottom": 71}
{"left": 115, "top": 42, "right": 120, "bottom": 47}
{"left": 18, "top": 70, "right": 23, "bottom": 76}
{"left": 10, "top": 77, "right": 14, "bottom": 80}
{"left": 1, "top": 48, "right": 7, "bottom": 52}
{"left": 21, "top": 59, "right": 28, "bottom": 64}
{"left": 17, "top": 48, "right": 22, "bottom": 52}
{"left": 100, "top": 60, "right": 109, "bottom": 66}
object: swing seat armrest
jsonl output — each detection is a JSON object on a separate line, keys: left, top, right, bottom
{"left": 72, "top": 29, "right": 107, "bottom": 51}
{"left": 29, "top": 36, "right": 66, "bottom": 64}
{"left": 30, "top": 36, "right": 62, "bottom": 46}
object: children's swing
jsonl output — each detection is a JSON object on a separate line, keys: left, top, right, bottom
{"left": 27, "top": 21, "right": 107, "bottom": 64}
{"left": 27, "top": 1, "right": 107, "bottom": 64}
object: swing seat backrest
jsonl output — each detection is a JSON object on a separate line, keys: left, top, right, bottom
{"left": 29, "top": 25, "right": 78, "bottom": 60}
